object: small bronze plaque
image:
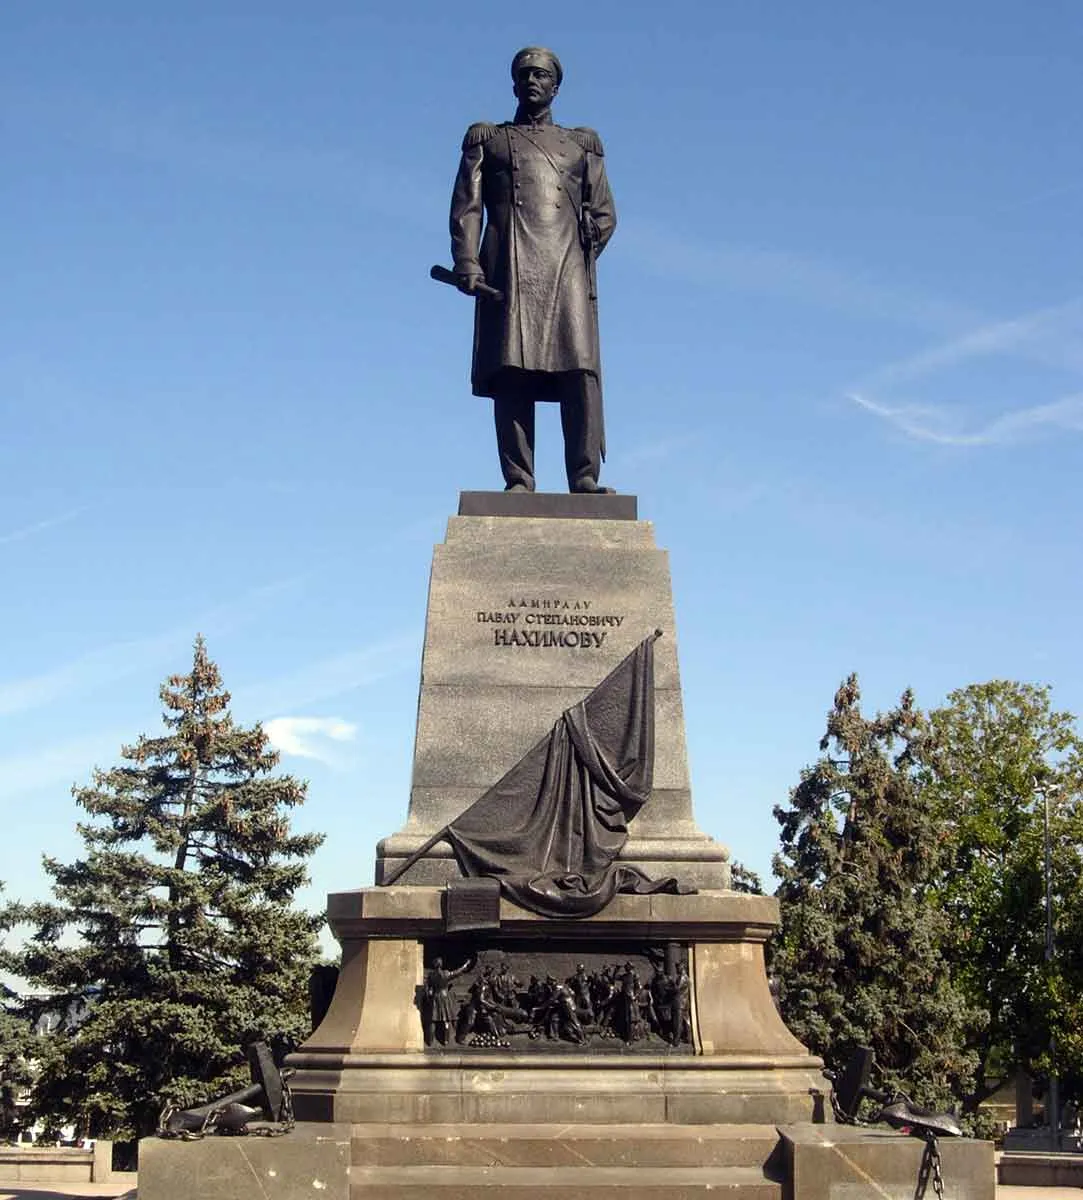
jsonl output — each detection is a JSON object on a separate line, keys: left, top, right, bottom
{"left": 444, "top": 878, "right": 501, "bottom": 932}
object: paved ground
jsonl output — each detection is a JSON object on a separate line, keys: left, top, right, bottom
{"left": 2, "top": 1178, "right": 1081, "bottom": 1199}
{"left": 999, "top": 1190, "right": 1082, "bottom": 1199}
{"left": 0, "top": 1182, "right": 136, "bottom": 1200}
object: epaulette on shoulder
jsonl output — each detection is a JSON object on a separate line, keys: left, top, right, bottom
{"left": 568, "top": 126, "right": 604, "bottom": 155}
{"left": 462, "top": 122, "right": 500, "bottom": 150}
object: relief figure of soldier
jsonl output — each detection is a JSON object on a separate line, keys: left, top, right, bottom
{"left": 421, "top": 955, "right": 474, "bottom": 1046}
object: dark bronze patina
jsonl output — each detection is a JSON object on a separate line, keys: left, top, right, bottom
{"left": 417, "top": 944, "right": 694, "bottom": 1052}
{"left": 421, "top": 954, "right": 476, "bottom": 1046}
{"left": 382, "top": 632, "right": 692, "bottom": 918}
{"left": 157, "top": 1043, "right": 293, "bottom": 1138}
{"left": 441, "top": 46, "right": 617, "bottom": 494}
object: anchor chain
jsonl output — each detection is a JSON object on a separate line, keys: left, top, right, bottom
{"left": 914, "top": 1132, "right": 945, "bottom": 1200}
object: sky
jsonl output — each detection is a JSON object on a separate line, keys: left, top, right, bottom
{"left": 3, "top": 1, "right": 1082, "bottom": 949}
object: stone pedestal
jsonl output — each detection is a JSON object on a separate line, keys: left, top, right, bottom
{"left": 294, "top": 494, "right": 820, "bottom": 1133}
{"left": 275, "top": 493, "right": 836, "bottom": 1197}
{"left": 137, "top": 490, "right": 996, "bottom": 1199}
{"left": 287, "top": 888, "right": 824, "bottom": 1127}
{"left": 375, "top": 492, "right": 729, "bottom": 890}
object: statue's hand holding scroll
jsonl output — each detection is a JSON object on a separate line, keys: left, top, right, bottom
{"left": 456, "top": 271, "right": 486, "bottom": 296}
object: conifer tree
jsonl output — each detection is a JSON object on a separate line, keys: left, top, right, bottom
{"left": 3, "top": 637, "right": 324, "bottom": 1146}
{"left": 729, "top": 862, "right": 764, "bottom": 894}
{"left": 772, "top": 675, "right": 978, "bottom": 1113}
{"left": 0, "top": 885, "right": 37, "bottom": 1140}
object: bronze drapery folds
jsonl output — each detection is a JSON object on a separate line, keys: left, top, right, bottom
{"left": 388, "top": 632, "right": 691, "bottom": 917}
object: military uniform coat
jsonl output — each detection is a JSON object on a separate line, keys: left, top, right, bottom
{"left": 450, "top": 117, "right": 616, "bottom": 398}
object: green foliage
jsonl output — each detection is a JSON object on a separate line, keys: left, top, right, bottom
{"left": 729, "top": 861, "right": 765, "bottom": 895}
{"left": 0, "top": 886, "right": 38, "bottom": 1141}
{"left": 1, "top": 637, "right": 324, "bottom": 1143}
{"left": 772, "top": 675, "right": 979, "bottom": 1112}
{"left": 919, "top": 681, "right": 1083, "bottom": 1110}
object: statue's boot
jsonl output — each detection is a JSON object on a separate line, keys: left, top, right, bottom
{"left": 571, "top": 478, "right": 616, "bottom": 494}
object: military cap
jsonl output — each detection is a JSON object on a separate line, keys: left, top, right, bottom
{"left": 511, "top": 46, "right": 563, "bottom": 86}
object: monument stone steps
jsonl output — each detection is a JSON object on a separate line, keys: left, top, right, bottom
{"left": 347, "top": 1162, "right": 782, "bottom": 1200}
{"left": 296, "top": 1064, "right": 824, "bottom": 1127}
{"left": 348, "top": 1121, "right": 782, "bottom": 1167}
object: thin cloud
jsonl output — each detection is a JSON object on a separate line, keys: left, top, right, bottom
{"left": 703, "top": 480, "right": 776, "bottom": 514}
{"left": 845, "top": 298, "right": 1083, "bottom": 449}
{"left": 0, "top": 577, "right": 300, "bottom": 719}
{"left": 0, "top": 731, "right": 128, "bottom": 800}
{"left": 6, "top": 84, "right": 438, "bottom": 224}
{"left": 847, "top": 391, "right": 1083, "bottom": 447}
{"left": 858, "top": 297, "right": 1083, "bottom": 391}
{"left": 0, "top": 508, "right": 83, "bottom": 547}
{"left": 264, "top": 717, "right": 357, "bottom": 764}
{"left": 0, "top": 635, "right": 182, "bottom": 720}
{"left": 620, "top": 217, "right": 978, "bottom": 333}
{"left": 618, "top": 432, "right": 700, "bottom": 471}
{"left": 234, "top": 634, "right": 417, "bottom": 717}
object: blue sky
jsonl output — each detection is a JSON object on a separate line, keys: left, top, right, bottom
{"left": 3, "top": 1, "right": 1081, "bottom": 939}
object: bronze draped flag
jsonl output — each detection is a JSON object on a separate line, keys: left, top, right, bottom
{"left": 385, "top": 631, "right": 690, "bottom": 917}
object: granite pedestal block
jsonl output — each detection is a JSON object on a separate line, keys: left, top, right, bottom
{"left": 779, "top": 1124, "right": 994, "bottom": 1200}
{"left": 286, "top": 888, "right": 824, "bottom": 1127}
{"left": 349, "top": 1123, "right": 994, "bottom": 1199}
{"left": 137, "top": 1124, "right": 351, "bottom": 1200}
{"left": 375, "top": 493, "right": 729, "bottom": 890}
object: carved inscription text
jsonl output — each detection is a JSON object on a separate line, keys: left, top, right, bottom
{"left": 476, "top": 596, "right": 625, "bottom": 650}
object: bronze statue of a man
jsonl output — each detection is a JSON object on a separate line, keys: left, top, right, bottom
{"left": 450, "top": 47, "right": 617, "bottom": 494}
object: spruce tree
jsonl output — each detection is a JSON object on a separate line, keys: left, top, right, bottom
{"left": 729, "top": 862, "right": 765, "bottom": 894}
{"left": 3, "top": 637, "right": 324, "bottom": 1145}
{"left": 0, "top": 885, "right": 37, "bottom": 1141}
{"left": 772, "top": 674, "right": 978, "bottom": 1113}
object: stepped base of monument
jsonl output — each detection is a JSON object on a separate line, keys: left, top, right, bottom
{"left": 136, "top": 1121, "right": 996, "bottom": 1200}
{"left": 349, "top": 1120, "right": 782, "bottom": 1166}
{"left": 349, "top": 1123, "right": 995, "bottom": 1200}
{"left": 288, "top": 1051, "right": 826, "bottom": 1126}
{"left": 349, "top": 1122, "right": 783, "bottom": 1199}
